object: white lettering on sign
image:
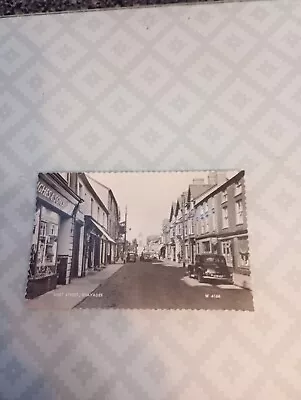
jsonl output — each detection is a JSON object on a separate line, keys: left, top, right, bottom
{"left": 37, "top": 181, "right": 65, "bottom": 208}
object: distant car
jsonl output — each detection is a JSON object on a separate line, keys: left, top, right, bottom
{"left": 187, "top": 254, "right": 233, "bottom": 284}
{"left": 127, "top": 252, "right": 137, "bottom": 263}
{"left": 142, "top": 252, "right": 153, "bottom": 262}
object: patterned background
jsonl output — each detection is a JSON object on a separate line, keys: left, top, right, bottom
{"left": 1, "top": 1, "right": 301, "bottom": 399}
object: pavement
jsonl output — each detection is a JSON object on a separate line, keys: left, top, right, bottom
{"left": 162, "top": 258, "right": 252, "bottom": 290}
{"left": 161, "top": 258, "right": 184, "bottom": 268}
{"left": 25, "top": 261, "right": 124, "bottom": 310}
{"left": 76, "top": 260, "right": 254, "bottom": 311}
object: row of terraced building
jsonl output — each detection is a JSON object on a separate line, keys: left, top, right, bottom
{"left": 161, "top": 170, "right": 251, "bottom": 289}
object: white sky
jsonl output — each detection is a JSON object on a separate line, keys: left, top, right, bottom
{"left": 90, "top": 171, "right": 237, "bottom": 243}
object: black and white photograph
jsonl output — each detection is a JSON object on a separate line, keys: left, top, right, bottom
{"left": 25, "top": 170, "right": 254, "bottom": 311}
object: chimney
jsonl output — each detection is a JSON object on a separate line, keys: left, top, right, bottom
{"left": 208, "top": 171, "right": 227, "bottom": 186}
{"left": 192, "top": 178, "right": 205, "bottom": 185}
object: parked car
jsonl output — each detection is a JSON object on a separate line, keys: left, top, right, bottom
{"left": 127, "top": 252, "right": 137, "bottom": 263}
{"left": 187, "top": 254, "right": 233, "bottom": 284}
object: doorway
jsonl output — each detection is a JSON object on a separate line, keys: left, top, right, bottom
{"left": 71, "top": 223, "right": 81, "bottom": 279}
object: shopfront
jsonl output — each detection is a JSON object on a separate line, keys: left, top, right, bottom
{"left": 82, "top": 216, "right": 116, "bottom": 274}
{"left": 26, "top": 174, "right": 81, "bottom": 299}
{"left": 234, "top": 235, "right": 250, "bottom": 272}
{"left": 220, "top": 239, "right": 234, "bottom": 268}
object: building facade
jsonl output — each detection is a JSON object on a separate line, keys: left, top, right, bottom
{"left": 26, "top": 172, "right": 122, "bottom": 299}
{"left": 194, "top": 170, "right": 250, "bottom": 279}
{"left": 26, "top": 173, "right": 83, "bottom": 299}
{"left": 85, "top": 176, "right": 120, "bottom": 264}
{"left": 78, "top": 173, "right": 115, "bottom": 276}
{"left": 162, "top": 171, "right": 250, "bottom": 285}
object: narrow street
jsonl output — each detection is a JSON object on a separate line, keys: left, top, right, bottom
{"left": 75, "top": 260, "right": 254, "bottom": 311}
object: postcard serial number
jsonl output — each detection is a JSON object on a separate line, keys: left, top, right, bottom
{"left": 205, "top": 294, "right": 221, "bottom": 299}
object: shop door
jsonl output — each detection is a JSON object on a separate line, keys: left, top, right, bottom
{"left": 94, "top": 237, "right": 100, "bottom": 268}
{"left": 71, "top": 223, "right": 81, "bottom": 279}
{"left": 222, "top": 241, "right": 233, "bottom": 267}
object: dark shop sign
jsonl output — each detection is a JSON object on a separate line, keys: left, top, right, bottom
{"left": 37, "top": 181, "right": 66, "bottom": 209}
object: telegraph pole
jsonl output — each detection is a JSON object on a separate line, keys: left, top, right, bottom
{"left": 123, "top": 206, "right": 128, "bottom": 258}
{"left": 181, "top": 193, "right": 186, "bottom": 268}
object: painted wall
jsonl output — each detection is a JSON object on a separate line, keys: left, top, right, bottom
{"left": 78, "top": 176, "right": 108, "bottom": 228}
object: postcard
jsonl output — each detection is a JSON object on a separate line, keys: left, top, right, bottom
{"left": 25, "top": 170, "right": 254, "bottom": 311}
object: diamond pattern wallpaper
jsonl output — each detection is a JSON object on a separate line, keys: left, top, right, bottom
{"left": 1, "top": 1, "right": 301, "bottom": 399}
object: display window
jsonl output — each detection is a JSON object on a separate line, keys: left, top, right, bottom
{"left": 34, "top": 206, "right": 61, "bottom": 279}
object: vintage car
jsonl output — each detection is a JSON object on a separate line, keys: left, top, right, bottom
{"left": 187, "top": 254, "right": 233, "bottom": 284}
{"left": 127, "top": 252, "right": 137, "bottom": 263}
{"left": 141, "top": 252, "right": 153, "bottom": 262}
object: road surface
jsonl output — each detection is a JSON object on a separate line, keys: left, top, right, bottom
{"left": 75, "top": 260, "right": 254, "bottom": 311}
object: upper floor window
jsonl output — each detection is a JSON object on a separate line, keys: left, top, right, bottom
{"left": 205, "top": 221, "right": 209, "bottom": 233}
{"left": 201, "top": 221, "right": 205, "bottom": 234}
{"left": 191, "top": 220, "right": 194, "bottom": 234}
{"left": 97, "top": 206, "right": 100, "bottom": 222}
{"left": 235, "top": 181, "right": 242, "bottom": 196}
{"left": 212, "top": 208, "right": 216, "bottom": 232}
{"left": 222, "top": 206, "right": 228, "bottom": 228}
{"left": 66, "top": 173, "right": 71, "bottom": 186}
{"left": 60, "top": 172, "right": 71, "bottom": 186}
{"left": 78, "top": 182, "right": 83, "bottom": 198}
{"left": 200, "top": 206, "right": 204, "bottom": 219}
{"left": 222, "top": 190, "right": 228, "bottom": 203}
{"left": 90, "top": 198, "right": 94, "bottom": 216}
{"left": 235, "top": 200, "right": 243, "bottom": 225}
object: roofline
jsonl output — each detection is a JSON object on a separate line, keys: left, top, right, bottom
{"left": 41, "top": 173, "right": 83, "bottom": 203}
{"left": 86, "top": 174, "right": 118, "bottom": 209}
{"left": 78, "top": 173, "right": 109, "bottom": 214}
{"left": 194, "top": 170, "right": 245, "bottom": 207}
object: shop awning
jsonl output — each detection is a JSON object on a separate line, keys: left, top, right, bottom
{"left": 90, "top": 219, "right": 116, "bottom": 244}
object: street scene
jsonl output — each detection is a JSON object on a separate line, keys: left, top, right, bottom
{"left": 25, "top": 170, "right": 254, "bottom": 311}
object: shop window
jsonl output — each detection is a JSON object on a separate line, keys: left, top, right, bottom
{"left": 40, "top": 221, "right": 47, "bottom": 237}
{"left": 203, "top": 241, "right": 210, "bottom": 253}
{"left": 36, "top": 221, "right": 59, "bottom": 278}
